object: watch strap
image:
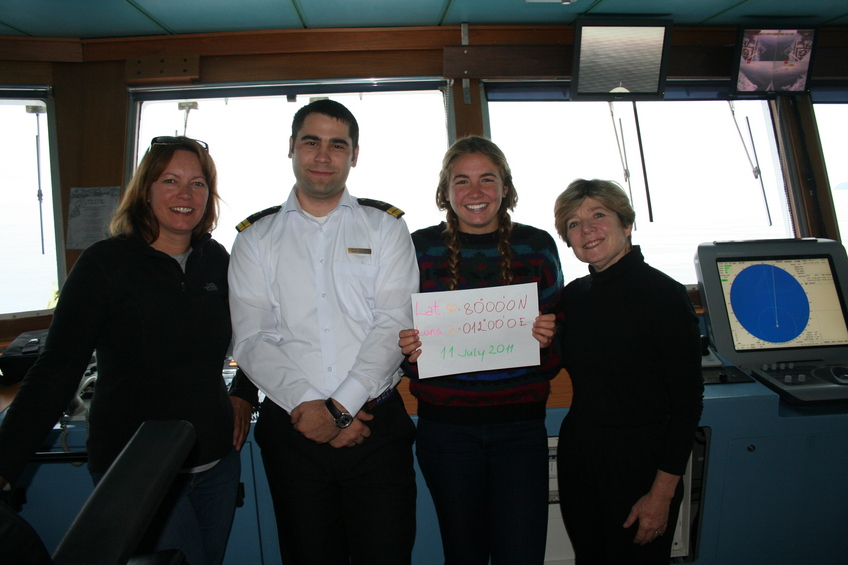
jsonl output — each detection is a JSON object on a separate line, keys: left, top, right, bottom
{"left": 325, "top": 398, "right": 353, "bottom": 428}
{"left": 325, "top": 397, "right": 343, "bottom": 419}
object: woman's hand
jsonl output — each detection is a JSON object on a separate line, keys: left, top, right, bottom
{"left": 532, "top": 313, "right": 557, "bottom": 348}
{"left": 230, "top": 396, "right": 253, "bottom": 451}
{"left": 623, "top": 470, "right": 680, "bottom": 545}
{"left": 398, "top": 328, "right": 422, "bottom": 362}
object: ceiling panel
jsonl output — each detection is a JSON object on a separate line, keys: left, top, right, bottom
{"left": 442, "top": 0, "right": 581, "bottom": 26}
{"left": 0, "top": 0, "right": 844, "bottom": 39}
{"left": 0, "top": 0, "right": 165, "bottom": 38}
{"left": 703, "top": 0, "right": 848, "bottom": 26}
{"left": 135, "top": 0, "right": 305, "bottom": 35}
{"left": 0, "top": 22, "right": 20, "bottom": 36}
{"left": 298, "top": 0, "right": 448, "bottom": 28}
{"left": 578, "top": 0, "right": 743, "bottom": 25}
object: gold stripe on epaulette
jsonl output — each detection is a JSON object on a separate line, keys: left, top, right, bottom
{"left": 236, "top": 205, "right": 282, "bottom": 232}
{"left": 357, "top": 197, "right": 404, "bottom": 218}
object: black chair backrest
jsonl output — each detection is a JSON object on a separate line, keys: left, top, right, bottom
{"left": 52, "top": 420, "right": 195, "bottom": 565}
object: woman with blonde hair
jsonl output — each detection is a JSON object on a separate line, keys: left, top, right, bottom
{"left": 553, "top": 178, "right": 703, "bottom": 565}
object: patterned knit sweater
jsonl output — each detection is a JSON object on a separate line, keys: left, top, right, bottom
{"left": 405, "top": 222, "right": 563, "bottom": 425}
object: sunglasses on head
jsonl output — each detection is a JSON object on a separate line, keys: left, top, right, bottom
{"left": 150, "top": 136, "right": 209, "bottom": 152}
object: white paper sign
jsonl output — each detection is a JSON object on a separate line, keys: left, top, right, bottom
{"left": 66, "top": 186, "right": 121, "bottom": 249}
{"left": 411, "top": 282, "right": 540, "bottom": 379}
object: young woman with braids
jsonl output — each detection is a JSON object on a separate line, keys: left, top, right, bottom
{"left": 398, "top": 136, "right": 563, "bottom": 564}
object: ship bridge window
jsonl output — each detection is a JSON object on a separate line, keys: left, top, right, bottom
{"left": 487, "top": 96, "right": 794, "bottom": 284}
{"left": 0, "top": 96, "right": 61, "bottom": 317}
{"left": 133, "top": 86, "right": 449, "bottom": 253}
{"left": 813, "top": 102, "right": 848, "bottom": 240}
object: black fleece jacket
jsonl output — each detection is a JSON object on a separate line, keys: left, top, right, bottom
{"left": 0, "top": 233, "right": 233, "bottom": 484}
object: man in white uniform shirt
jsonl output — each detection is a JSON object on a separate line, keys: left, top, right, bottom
{"left": 228, "top": 99, "right": 419, "bottom": 564}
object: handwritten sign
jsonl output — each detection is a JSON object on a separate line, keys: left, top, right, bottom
{"left": 411, "top": 283, "right": 540, "bottom": 379}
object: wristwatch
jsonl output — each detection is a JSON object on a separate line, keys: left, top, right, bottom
{"left": 325, "top": 398, "right": 354, "bottom": 429}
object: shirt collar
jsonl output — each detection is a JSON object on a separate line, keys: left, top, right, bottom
{"left": 283, "top": 186, "right": 355, "bottom": 217}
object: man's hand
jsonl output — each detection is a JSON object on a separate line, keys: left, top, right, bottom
{"left": 329, "top": 410, "right": 374, "bottom": 448}
{"left": 230, "top": 396, "right": 253, "bottom": 451}
{"left": 398, "top": 328, "right": 421, "bottom": 362}
{"left": 290, "top": 399, "right": 341, "bottom": 443}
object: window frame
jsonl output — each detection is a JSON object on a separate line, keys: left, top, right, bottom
{"left": 0, "top": 88, "right": 66, "bottom": 319}
{"left": 482, "top": 80, "right": 807, "bottom": 284}
{"left": 126, "top": 78, "right": 449, "bottom": 185}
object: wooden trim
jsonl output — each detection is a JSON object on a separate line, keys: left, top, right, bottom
{"left": 0, "top": 60, "right": 52, "bottom": 84}
{"left": 0, "top": 315, "right": 52, "bottom": 343}
{"left": 0, "top": 36, "right": 83, "bottom": 62}
{"left": 451, "top": 78, "right": 485, "bottom": 139}
{"left": 200, "top": 50, "right": 443, "bottom": 85}
{"left": 52, "top": 61, "right": 129, "bottom": 273}
{"left": 813, "top": 46, "right": 848, "bottom": 79}
{"left": 80, "top": 27, "right": 463, "bottom": 62}
{"left": 125, "top": 54, "right": 200, "bottom": 84}
{"left": 3, "top": 26, "right": 845, "bottom": 82}
{"left": 444, "top": 45, "right": 569, "bottom": 79}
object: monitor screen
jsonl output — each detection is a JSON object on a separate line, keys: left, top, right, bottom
{"left": 733, "top": 28, "right": 815, "bottom": 94}
{"left": 716, "top": 256, "right": 848, "bottom": 352}
{"left": 571, "top": 19, "right": 673, "bottom": 101}
{"left": 696, "top": 238, "right": 848, "bottom": 369}
{"left": 697, "top": 239, "right": 848, "bottom": 405}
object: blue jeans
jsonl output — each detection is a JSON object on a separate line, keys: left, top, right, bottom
{"left": 416, "top": 418, "right": 549, "bottom": 565}
{"left": 92, "top": 447, "right": 240, "bottom": 565}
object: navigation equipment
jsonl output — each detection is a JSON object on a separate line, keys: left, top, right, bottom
{"left": 695, "top": 238, "right": 848, "bottom": 405}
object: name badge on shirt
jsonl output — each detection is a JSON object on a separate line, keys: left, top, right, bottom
{"left": 347, "top": 248, "right": 372, "bottom": 255}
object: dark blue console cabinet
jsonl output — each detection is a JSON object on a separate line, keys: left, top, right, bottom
{"left": 7, "top": 378, "right": 848, "bottom": 564}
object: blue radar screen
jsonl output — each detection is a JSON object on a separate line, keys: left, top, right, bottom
{"left": 730, "top": 264, "right": 810, "bottom": 343}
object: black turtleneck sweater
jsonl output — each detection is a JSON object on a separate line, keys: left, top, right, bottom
{"left": 557, "top": 246, "right": 703, "bottom": 476}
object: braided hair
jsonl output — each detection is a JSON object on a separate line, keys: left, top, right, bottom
{"left": 435, "top": 136, "right": 518, "bottom": 290}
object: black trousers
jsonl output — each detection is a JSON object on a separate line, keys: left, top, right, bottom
{"left": 254, "top": 392, "right": 417, "bottom": 565}
{"left": 557, "top": 417, "right": 685, "bottom": 565}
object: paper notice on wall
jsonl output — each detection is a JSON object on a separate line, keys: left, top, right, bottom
{"left": 66, "top": 186, "right": 121, "bottom": 249}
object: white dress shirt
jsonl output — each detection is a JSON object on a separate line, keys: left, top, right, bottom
{"left": 228, "top": 187, "right": 419, "bottom": 415}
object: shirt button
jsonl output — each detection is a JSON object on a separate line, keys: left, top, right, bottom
{"left": 321, "top": 293, "right": 326, "bottom": 299}
{"left": 324, "top": 328, "right": 330, "bottom": 333}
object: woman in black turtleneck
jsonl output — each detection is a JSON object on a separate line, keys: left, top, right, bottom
{"left": 553, "top": 178, "right": 704, "bottom": 565}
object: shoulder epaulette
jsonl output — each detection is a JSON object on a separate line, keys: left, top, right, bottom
{"left": 236, "top": 205, "right": 282, "bottom": 232}
{"left": 357, "top": 198, "right": 404, "bottom": 218}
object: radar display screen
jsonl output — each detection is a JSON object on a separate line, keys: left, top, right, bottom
{"left": 717, "top": 257, "right": 848, "bottom": 351}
